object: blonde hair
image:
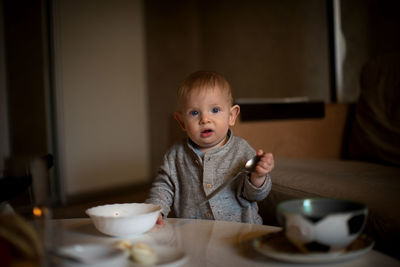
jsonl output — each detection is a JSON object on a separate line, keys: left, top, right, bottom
{"left": 177, "top": 71, "right": 233, "bottom": 109}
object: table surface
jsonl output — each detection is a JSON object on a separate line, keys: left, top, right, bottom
{"left": 47, "top": 218, "right": 400, "bottom": 267}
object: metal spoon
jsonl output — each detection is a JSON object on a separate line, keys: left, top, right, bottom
{"left": 200, "top": 155, "right": 261, "bottom": 205}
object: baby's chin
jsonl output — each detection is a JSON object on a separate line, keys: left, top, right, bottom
{"left": 196, "top": 138, "right": 227, "bottom": 153}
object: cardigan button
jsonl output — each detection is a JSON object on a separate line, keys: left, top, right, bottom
{"left": 206, "top": 183, "right": 212, "bottom": 189}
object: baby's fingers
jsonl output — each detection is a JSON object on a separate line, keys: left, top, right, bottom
{"left": 156, "top": 213, "right": 164, "bottom": 226}
{"left": 264, "top": 153, "right": 274, "bottom": 169}
{"left": 259, "top": 152, "right": 274, "bottom": 173}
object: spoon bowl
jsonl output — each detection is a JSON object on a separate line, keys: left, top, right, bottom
{"left": 245, "top": 155, "right": 261, "bottom": 172}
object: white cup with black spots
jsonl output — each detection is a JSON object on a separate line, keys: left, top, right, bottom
{"left": 277, "top": 198, "right": 368, "bottom": 253}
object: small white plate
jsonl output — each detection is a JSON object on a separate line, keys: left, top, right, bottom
{"left": 252, "top": 231, "right": 374, "bottom": 264}
{"left": 51, "top": 243, "right": 128, "bottom": 267}
{"left": 129, "top": 245, "right": 189, "bottom": 267}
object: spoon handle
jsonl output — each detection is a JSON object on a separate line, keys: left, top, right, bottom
{"left": 200, "top": 170, "right": 246, "bottom": 206}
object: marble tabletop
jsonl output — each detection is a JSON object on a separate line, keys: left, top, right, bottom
{"left": 46, "top": 218, "right": 399, "bottom": 267}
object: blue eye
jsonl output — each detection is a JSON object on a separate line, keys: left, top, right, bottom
{"left": 189, "top": 110, "right": 199, "bottom": 116}
{"left": 212, "top": 107, "right": 220, "bottom": 113}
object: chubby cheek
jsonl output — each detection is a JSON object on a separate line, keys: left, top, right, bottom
{"left": 185, "top": 123, "right": 199, "bottom": 138}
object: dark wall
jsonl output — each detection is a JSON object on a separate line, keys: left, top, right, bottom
{"left": 145, "top": 0, "right": 331, "bottom": 172}
{"left": 341, "top": 0, "right": 400, "bottom": 100}
{"left": 3, "top": 0, "right": 399, "bottom": 176}
{"left": 366, "top": 0, "right": 400, "bottom": 56}
{"left": 145, "top": 0, "right": 203, "bottom": 174}
{"left": 199, "top": 0, "right": 330, "bottom": 100}
{"left": 3, "top": 0, "right": 49, "bottom": 157}
{"left": 145, "top": 0, "right": 400, "bottom": 172}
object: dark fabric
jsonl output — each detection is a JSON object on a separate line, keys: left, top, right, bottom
{"left": 0, "top": 176, "right": 32, "bottom": 202}
{"left": 348, "top": 54, "right": 400, "bottom": 166}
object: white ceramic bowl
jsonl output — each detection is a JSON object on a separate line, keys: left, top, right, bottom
{"left": 86, "top": 203, "right": 161, "bottom": 237}
{"left": 277, "top": 198, "right": 368, "bottom": 253}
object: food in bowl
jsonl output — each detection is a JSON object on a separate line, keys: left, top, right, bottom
{"left": 114, "top": 240, "right": 158, "bottom": 265}
{"left": 85, "top": 203, "right": 161, "bottom": 237}
{"left": 277, "top": 198, "right": 368, "bottom": 253}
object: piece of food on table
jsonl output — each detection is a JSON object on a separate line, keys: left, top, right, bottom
{"left": 131, "top": 242, "right": 158, "bottom": 265}
{"left": 113, "top": 240, "right": 133, "bottom": 251}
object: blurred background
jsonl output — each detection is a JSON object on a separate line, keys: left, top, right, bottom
{"left": 0, "top": 0, "right": 399, "bottom": 214}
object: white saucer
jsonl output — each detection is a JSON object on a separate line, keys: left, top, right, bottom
{"left": 51, "top": 244, "right": 127, "bottom": 267}
{"left": 130, "top": 245, "right": 189, "bottom": 267}
{"left": 252, "top": 231, "right": 374, "bottom": 264}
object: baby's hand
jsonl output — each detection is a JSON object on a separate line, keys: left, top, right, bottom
{"left": 250, "top": 149, "right": 274, "bottom": 187}
{"left": 156, "top": 213, "right": 164, "bottom": 226}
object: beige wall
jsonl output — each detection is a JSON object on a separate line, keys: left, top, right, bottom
{"left": 53, "top": 0, "right": 149, "bottom": 198}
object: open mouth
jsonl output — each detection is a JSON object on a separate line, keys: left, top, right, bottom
{"left": 201, "top": 129, "right": 214, "bottom": 137}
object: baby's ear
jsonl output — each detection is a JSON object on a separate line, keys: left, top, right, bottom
{"left": 173, "top": 111, "right": 186, "bottom": 131}
{"left": 229, "top": 104, "right": 240, "bottom": 127}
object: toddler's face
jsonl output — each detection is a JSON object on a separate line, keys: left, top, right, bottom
{"left": 175, "top": 86, "right": 239, "bottom": 153}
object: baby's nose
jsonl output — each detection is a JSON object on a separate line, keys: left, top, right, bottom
{"left": 200, "top": 114, "right": 210, "bottom": 124}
